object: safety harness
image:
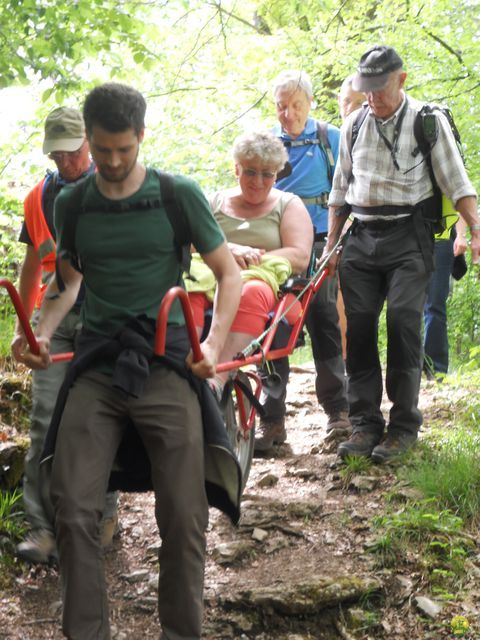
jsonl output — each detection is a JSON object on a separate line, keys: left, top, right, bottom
{"left": 279, "top": 120, "right": 335, "bottom": 208}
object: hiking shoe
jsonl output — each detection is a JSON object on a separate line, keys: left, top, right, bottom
{"left": 254, "top": 418, "right": 286, "bottom": 452}
{"left": 326, "top": 410, "right": 352, "bottom": 436}
{"left": 16, "top": 528, "right": 57, "bottom": 564}
{"left": 337, "top": 431, "right": 381, "bottom": 460}
{"left": 100, "top": 514, "right": 120, "bottom": 549}
{"left": 371, "top": 432, "right": 417, "bottom": 464}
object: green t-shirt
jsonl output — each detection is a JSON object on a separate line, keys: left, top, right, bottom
{"left": 55, "top": 169, "right": 224, "bottom": 336}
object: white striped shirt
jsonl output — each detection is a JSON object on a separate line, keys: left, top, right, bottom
{"left": 328, "top": 94, "right": 476, "bottom": 211}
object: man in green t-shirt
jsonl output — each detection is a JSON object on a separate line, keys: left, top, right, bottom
{"left": 19, "top": 83, "right": 242, "bottom": 640}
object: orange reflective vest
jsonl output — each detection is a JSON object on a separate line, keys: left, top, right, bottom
{"left": 23, "top": 177, "right": 57, "bottom": 308}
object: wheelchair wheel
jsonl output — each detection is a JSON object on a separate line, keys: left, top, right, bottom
{"left": 224, "top": 370, "right": 255, "bottom": 491}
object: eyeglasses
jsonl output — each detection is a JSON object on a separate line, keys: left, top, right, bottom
{"left": 48, "top": 142, "right": 86, "bottom": 162}
{"left": 241, "top": 167, "right": 277, "bottom": 180}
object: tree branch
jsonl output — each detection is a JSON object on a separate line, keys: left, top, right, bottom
{"left": 207, "top": 1, "right": 269, "bottom": 34}
{"left": 211, "top": 92, "right": 268, "bottom": 136}
{"left": 423, "top": 29, "right": 464, "bottom": 64}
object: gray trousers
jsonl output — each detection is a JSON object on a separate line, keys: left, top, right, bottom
{"left": 50, "top": 366, "right": 208, "bottom": 640}
{"left": 24, "top": 310, "right": 117, "bottom": 532}
{"left": 261, "top": 239, "right": 348, "bottom": 419}
{"left": 339, "top": 218, "right": 432, "bottom": 436}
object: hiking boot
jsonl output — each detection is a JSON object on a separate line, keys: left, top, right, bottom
{"left": 254, "top": 418, "right": 286, "bottom": 452}
{"left": 321, "top": 411, "right": 352, "bottom": 453}
{"left": 16, "top": 528, "right": 57, "bottom": 564}
{"left": 326, "top": 410, "right": 352, "bottom": 436}
{"left": 371, "top": 432, "right": 417, "bottom": 464}
{"left": 100, "top": 514, "right": 120, "bottom": 549}
{"left": 337, "top": 431, "right": 381, "bottom": 460}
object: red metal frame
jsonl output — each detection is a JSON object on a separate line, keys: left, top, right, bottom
{"left": 0, "top": 278, "right": 73, "bottom": 362}
{"left": 2, "top": 267, "right": 328, "bottom": 436}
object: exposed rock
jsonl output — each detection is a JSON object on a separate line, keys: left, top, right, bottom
{"left": 0, "top": 439, "right": 29, "bottom": 489}
{"left": 212, "top": 540, "right": 255, "bottom": 564}
{"left": 122, "top": 569, "right": 150, "bottom": 583}
{"left": 224, "top": 575, "right": 381, "bottom": 615}
{"left": 348, "top": 475, "right": 378, "bottom": 492}
{"left": 392, "top": 486, "right": 425, "bottom": 502}
{"left": 414, "top": 595, "right": 442, "bottom": 619}
{"left": 252, "top": 528, "right": 269, "bottom": 542}
{"left": 257, "top": 473, "right": 279, "bottom": 488}
{"left": 286, "top": 467, "right": 318, "bottom": 480}
{"left": 392, "top": 574, "right": 414, "bottom": 603}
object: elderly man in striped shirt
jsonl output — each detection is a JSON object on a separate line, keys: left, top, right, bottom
{"left": 324, "top": 45, "right": 479, "bottom": 463}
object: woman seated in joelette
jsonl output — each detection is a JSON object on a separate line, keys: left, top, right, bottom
{"left": 188, "top": 130, "right": 313, "bottom": 387}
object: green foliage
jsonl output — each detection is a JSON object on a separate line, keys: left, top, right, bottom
{"left": 448, "top": 260, "right": 480, "bottom": 370}
{"left": 0, "top": 0, "right": 478, "bottom": 359}
{"left": 370, "top": 500, "right": 472, "bottom": 592}
{"left": 0, "top": 192, "right": 23, "bottom": 357}
{"left": 0, "top": 192, "right": 23, "bottom": 280}
{"left": 0, "top": 489, "right": 26, "bottom": 539}
{"left": 339, "top": 454, "right": 372, "bottom": 488}
{"left": 0, "top": 0, "right": 159, "bottom": 97}
{"left": 404, "top": 404, "right": 480, "bottom": 524}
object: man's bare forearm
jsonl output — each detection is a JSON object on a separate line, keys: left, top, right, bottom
{"left": 35, "top": 274, "right": 81, "bottom": 340}
{"left": 326, "top": 206, "right": 350, "bottom": 251}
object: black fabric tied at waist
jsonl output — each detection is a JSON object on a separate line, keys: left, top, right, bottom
{"left": 40, "top": 314, "right": 243, "bottom": 524}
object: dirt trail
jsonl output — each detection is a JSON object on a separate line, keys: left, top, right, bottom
{"left": 1, "top": 365, "right": 478, "bottom": 639}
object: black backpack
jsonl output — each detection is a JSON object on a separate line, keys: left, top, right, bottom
{"left": 57, "top": 170, "right": 192, "bottom": 278}
{"left": 350, "top": 103, "right": 464, "bottom": 234}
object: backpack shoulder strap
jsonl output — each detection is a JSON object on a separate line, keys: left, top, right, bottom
{"left": 414, "top": 103, "right": 464, "bottom": 164}
{"left": 53, "top": 176, "right": 91, "bottom": 292}
{"left": 316, "top": 120, "right": 335, "bottom": 183}
{"left": 350, "top": 104, "right": 369, "bottom": 155}
{"left": 155, "top": 170, "right": 192, "bottom": 275}
{"left": 57, "top": 177, "right": 90, "bottom": 270}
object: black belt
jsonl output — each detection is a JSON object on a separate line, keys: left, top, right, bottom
{"left": 314, "top": 231, "right": 328, "bottom": 241}
{"left": 354, "top": 216, "right": 412, "bottom": 230}
{"left": 351, "top": 204, "right": 414, "bottom": 216}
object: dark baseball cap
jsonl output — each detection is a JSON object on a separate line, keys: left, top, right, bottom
{"left": 352, "top": 46, "right": 403, "bottom": 92}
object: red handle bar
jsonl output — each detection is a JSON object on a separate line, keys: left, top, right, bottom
{"left": 1, "top": 278, "right": 40, "bottom": 355}
{"left": 1, "top": 278, "right": 73, "bottom": 362}
{"left": 3, "top": 266, "right": 329, "bottom": 372}
{"left": 155, "top": 286, "right": 203, "bottom": 363}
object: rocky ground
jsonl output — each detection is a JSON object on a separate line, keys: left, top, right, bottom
{"left": 0, "top": 364, "right": 479, "bottom": 639}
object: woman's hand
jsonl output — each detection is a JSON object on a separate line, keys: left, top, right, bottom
{"left": 228, "top": 243, "right": 264, "bottom": 269}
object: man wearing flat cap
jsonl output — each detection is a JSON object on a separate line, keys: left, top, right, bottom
{"left": 324, "top": 45, "right": 479, "bottom": 462}
{"left": 11, "top": 107, "right": 118, "bottom": 563}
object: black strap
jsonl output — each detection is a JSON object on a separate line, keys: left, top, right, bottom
{"left": 280, "top": 120, "right": 335, "bottom": 184}
{"left": 56, "top": 171, "right": 192, "bottom": 285}
{"left": 350, "top": 104, "right": 370, "bottom": 153}
{"left": 154, "top": 170, "right": 192, "bottom": 275}
{"left": 374, "top": 99, "right": 409, "bottom": 170}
